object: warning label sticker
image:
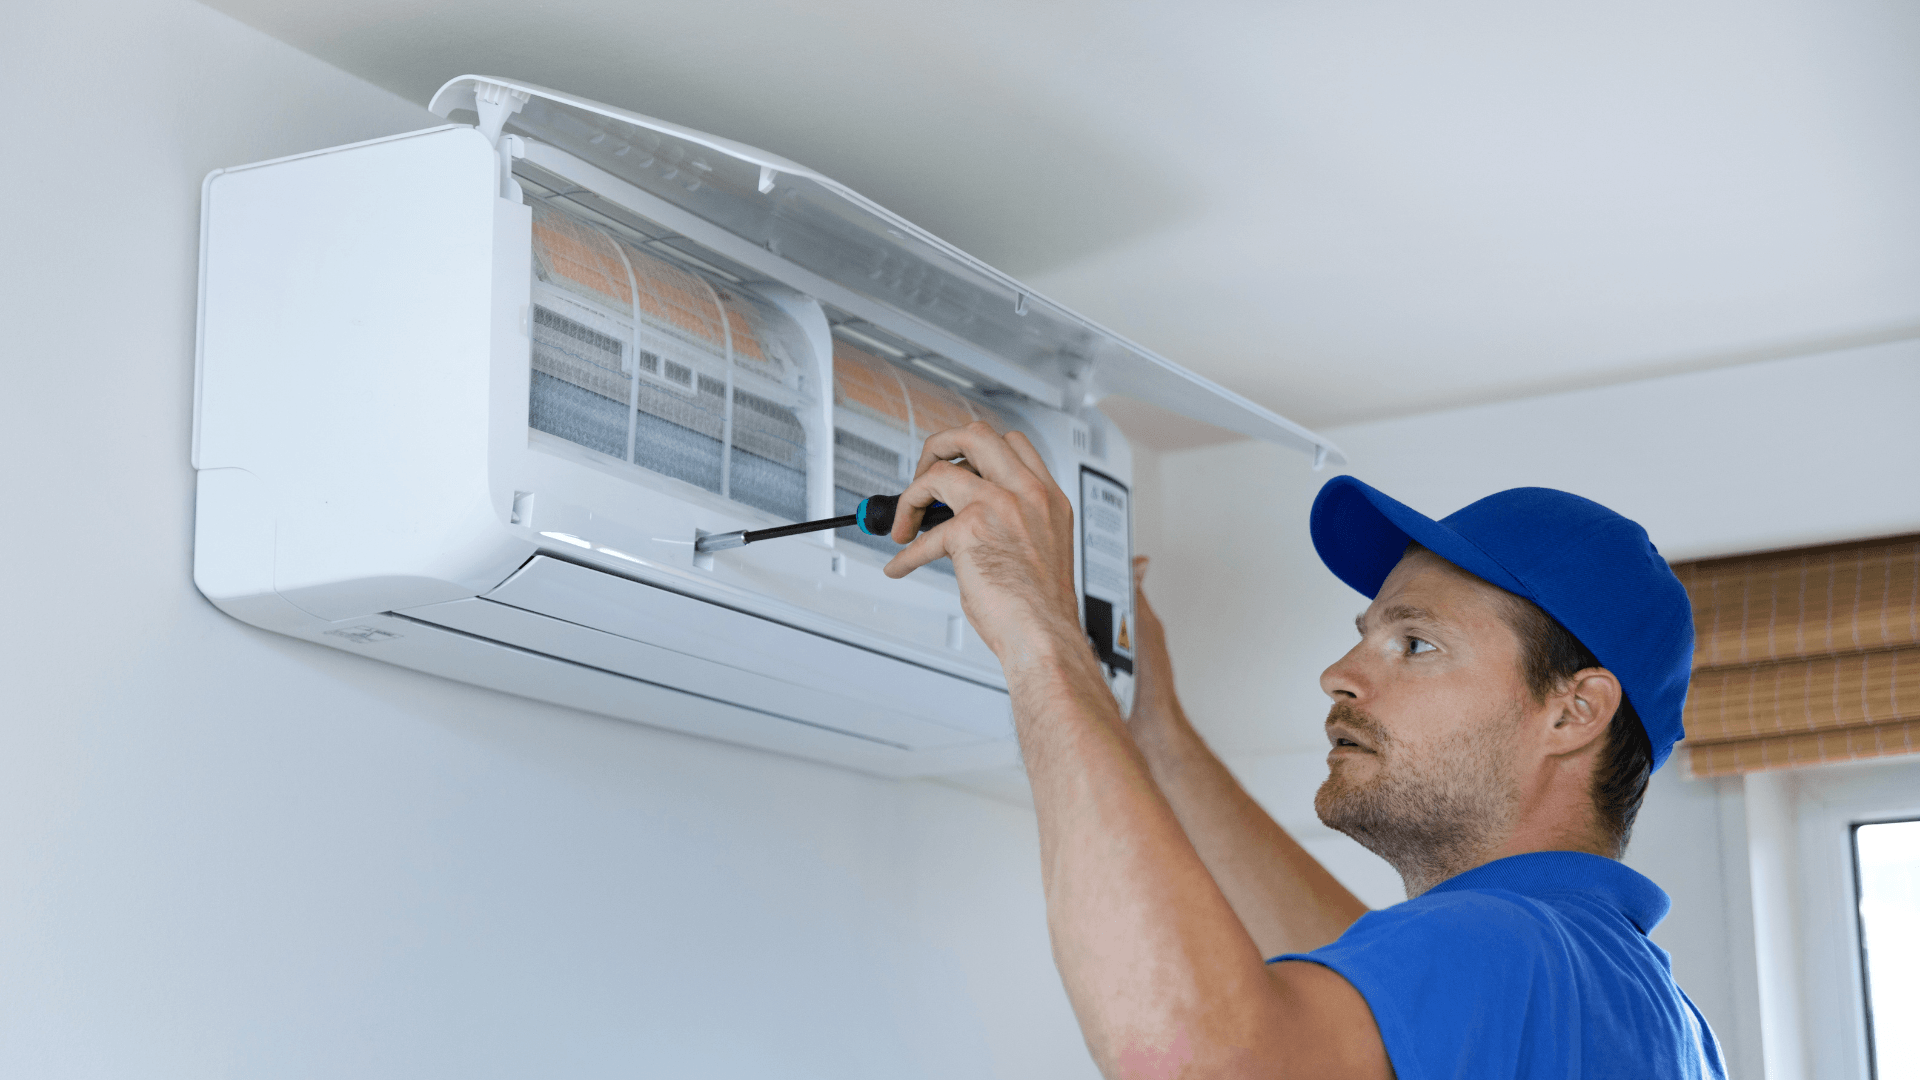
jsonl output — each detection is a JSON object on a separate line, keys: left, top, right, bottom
{"left": 1079, "top": 467, "right": 1133, "bottom": 676}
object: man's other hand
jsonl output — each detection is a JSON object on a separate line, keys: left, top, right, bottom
{"left": 1129, "top": 555, "right": 1179, "bottom": 727}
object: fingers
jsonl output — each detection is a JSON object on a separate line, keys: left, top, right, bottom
{"left": 913, "top": 422, "right": 1033, "bottom": 487}
{"left": 883, "top": 461, "right": 997, "bottom": 575}
{"left": 886, "top": 457, "right": 994, "bottom": 549}
{"left": 889, "top": 459, "right": 970, "bottom": 543}
{"left": 1132, "top": 556, "right": 1162, "bottom": 627}
{"left": 1126, "top": 556, "right": 1177, "bottom": 721}
{"left": 895, "top": 423, "right": 1032, "bottom": 543}
{"left": 1003, "top": 430, "right": 1068, "bottom": 502}
{"left": 883, "top": 422, "right": 1066, "bottom": 578}
{"left": 1002, "top": 430, "right": 1051, "bottom": 485}
{"left": 884, "top": 513, "right": 957, "bottom": 578}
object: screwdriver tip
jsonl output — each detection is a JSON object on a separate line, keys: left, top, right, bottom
{"left": 694, "top": 530, "right": 749, "bottom": 553}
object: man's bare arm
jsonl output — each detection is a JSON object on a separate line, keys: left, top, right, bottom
{"left": 1129, "top": 558, "right": 1372, "bottom": 957}
{"left": 880, "top": 424, "right": 1389, "bottom": 1080}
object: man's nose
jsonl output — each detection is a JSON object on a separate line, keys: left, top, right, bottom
{"left": 1321, "top": 643, "right": 1370, "bottom": 703}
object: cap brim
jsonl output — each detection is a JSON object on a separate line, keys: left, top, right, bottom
{"left": 1311, "top": 476, "right": 1530, "bottom": 602}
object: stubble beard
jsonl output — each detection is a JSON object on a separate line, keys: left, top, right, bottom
{"left": 1313, "top": 700, "right": 1523, "bottom": 898}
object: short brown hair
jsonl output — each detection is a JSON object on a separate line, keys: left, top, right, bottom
{"left": 1501, "top": 595, "right": 1653, "bottom": 857}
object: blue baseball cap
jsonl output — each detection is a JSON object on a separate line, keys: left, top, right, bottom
{"left": 1309, "top": 476, "right": 1694, "bottom": 771}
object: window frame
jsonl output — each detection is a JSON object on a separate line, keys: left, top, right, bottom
{"left": 1773, "top": 758, "right": 1920, "bottom": 1079}
{"left": 1850, "top": 816, "right": 1920, "bottom": 1080}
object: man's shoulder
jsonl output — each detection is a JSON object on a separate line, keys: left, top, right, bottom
{"left": 1277, "top": 885, "right": 1580, "bottom": 1011}
{"left": 1276, "top": 869, "right": 1716, "bottom": 1080}
{"left": 1333, "top": 885, "right": 1566, "bottom": 958}
{"left": 1277, "top": 889, "right": 1584, "bottom": 1080}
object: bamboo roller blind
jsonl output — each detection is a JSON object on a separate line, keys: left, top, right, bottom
{"left": 1672, "top": 533, "right": 1920, "bottom": 777}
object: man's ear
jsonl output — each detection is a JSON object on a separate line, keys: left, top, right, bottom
{"left": 1545, "top": 668, "right": 1622, "bottom": 756}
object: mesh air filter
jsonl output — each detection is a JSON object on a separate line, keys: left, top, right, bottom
{"left": 528, "top": 199, "right": 812, "bottom": 521}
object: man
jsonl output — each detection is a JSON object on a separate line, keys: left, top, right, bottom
{"left": 881, "top": 423, "right": 1724, "bottom": 1079}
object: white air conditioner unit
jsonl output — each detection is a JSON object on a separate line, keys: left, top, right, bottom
{"left": 192, "top": 75, "right": 1342, "bottom": 777}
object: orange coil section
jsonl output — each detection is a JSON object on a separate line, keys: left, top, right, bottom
{"left": 910, "top": 373, "right": 984, "bottom": 436}
{"left": 532, "top": 201, "right": 772, "bottom": 364}
{"left": 625, "top": 245, "right": 726, "bottom": 352}
{"left": 530, "top": 202, "right": 631, "bottom": 312}
{"left": 716, "top": 291, "right": 771, "bottom": 367}
{"left": 832, "top": 340, "right": 985, "bottom": 437}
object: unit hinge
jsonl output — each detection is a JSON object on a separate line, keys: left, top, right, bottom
{"left": 472, "top": 82, "right": 532, "bottom": 200}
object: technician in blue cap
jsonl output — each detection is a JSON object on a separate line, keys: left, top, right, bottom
{"left": 883, "top": 423, "right": 1725, "bottom": 1080}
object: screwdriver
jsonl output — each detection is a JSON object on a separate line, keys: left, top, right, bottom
{"left": 694, "top": 494, "right": 954, "bottom": 553}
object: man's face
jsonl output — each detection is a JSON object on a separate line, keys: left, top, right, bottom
{"left": 1313, "top": 548, "right": 1535, "bottom": 893}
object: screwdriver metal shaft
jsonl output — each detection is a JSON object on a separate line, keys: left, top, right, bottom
{"left": 694, "top": 495, "right": 953, "bottom": 553}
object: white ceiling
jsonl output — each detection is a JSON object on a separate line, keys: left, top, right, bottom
{"left": 205, "top": 0, "right": 1920, "bottom": 429}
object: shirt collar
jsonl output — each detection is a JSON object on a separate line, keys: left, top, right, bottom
{"left": 1425, "top": 851, "right": 1671, "bottom": 934}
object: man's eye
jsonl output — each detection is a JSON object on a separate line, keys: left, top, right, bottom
{"left": 1406, "top": 636, "right": 1437, "bottom": 656}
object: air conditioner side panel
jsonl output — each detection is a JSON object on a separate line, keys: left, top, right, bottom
{"left": 197, "top": 126, "right": 532, "bottom": 623}
{"left": 191, "top": 466, "right": 327, "bottom": 634}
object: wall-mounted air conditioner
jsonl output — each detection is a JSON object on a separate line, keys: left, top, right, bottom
{"left": 192, "top": 76, "right": 1342, "bottom": 777}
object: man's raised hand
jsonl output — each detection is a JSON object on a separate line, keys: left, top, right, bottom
{"left": 881, "top": 422, "right": 1082, "bottom": 663}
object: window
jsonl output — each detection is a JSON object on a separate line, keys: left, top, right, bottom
{"left": 1855, "top": 818, "right": 1920, "bottom": 1080}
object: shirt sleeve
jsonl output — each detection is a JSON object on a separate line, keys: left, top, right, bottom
{"left": 1274, "top": 891, "right": 1571, "bottom": 1080}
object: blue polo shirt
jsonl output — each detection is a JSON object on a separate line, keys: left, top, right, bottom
{"left": 1274, "top": 852, "right": 1725, "bottom": 1079}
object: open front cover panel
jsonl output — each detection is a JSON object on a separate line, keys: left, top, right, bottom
{"left": 488, "top": 90, "right": 1080, "bottom": 393}
{"left": 435, "top": 76, "right": 1341, "bottom": 460}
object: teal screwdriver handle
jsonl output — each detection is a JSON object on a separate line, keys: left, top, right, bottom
{"left": 856, "top": 495, "right": 954, "bottom": 538}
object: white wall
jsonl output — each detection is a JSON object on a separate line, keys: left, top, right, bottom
{"left": 1144, "top": 344, "right": 1920, "bottom": 1077}
{"left": 0, "top": 3, "right": 1095, "bottom": 1077}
